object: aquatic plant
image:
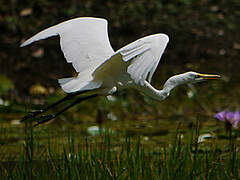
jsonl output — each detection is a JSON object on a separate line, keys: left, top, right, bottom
{"left": 214, "top": 110, "right": 240, "bottom": 129}
{"left": 214, "top": 110, "right": 240, "bottom": 166}
{"left": 0, "top": 128, "right": 239, "bottom": 179}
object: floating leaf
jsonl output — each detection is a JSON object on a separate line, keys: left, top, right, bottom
{"left": 107, "top": 112, "right": 117, "bottom": 121}
{"left": 0, "top": 74, "right": 14, "bottom": 96}
{"left": 11, "top": 120, "right": 21, "bottom": 125}
{"left": 29, "top": 84, "right": 48, "bottom": 95}
{"left": 233, "top": 43, "right": 240, "bottom": 50}
{"left": 198, "top": 133, "right": 213, "bottom": 143}
{"left": 32, "top": 48, "right": 44, "bottom": 58}
{"left": 87, "top": 126, "right": 100, "bottom": 136}
{"left": 20, "top": 8, "right": 32, "bottom": 16}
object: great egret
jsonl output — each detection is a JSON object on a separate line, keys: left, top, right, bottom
{"left": 20, "top": 17, "right": 220, "bottom": 126}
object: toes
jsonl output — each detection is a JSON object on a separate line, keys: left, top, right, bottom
{"left": 21, "top": 110, "right": 44, "bottom": 122}
{"left": 40, "top": 114, "right": 55, "bottom": 120}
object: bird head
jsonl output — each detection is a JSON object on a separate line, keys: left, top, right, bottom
{"left": 182, "top": 71, "right": 221, "bottom": 84}
{"left": 163, "top": 71, "right": 220, "bottom": 92}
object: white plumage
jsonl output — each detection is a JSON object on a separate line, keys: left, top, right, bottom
{"left": 20, "top": 17, "right": 220, "bottom": 125}
{"left": 21, "top": 17, "right": 169, "bottom": 94}
{"left": 117, "top": 34, "right": 168, "bottom": 85}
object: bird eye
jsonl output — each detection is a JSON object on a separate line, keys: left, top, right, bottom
{"left": 195, "top": 74, "right": 200, "bottom": 78}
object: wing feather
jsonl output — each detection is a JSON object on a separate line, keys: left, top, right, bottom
{"left": 119, "top": 41, "right": 151, "bottom": 61}
{"left": 21, "top": 17, "right": 114, "bottom": 73}
{"left": 93, "top": 34, "right": 169, "bottom": 85}
{"left": 117, "top": 34, "right": 169, "bottom": 85}
{"left": 21, "top": 18, "right": 169, "bottom": 87}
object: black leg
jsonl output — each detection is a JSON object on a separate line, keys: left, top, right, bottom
{"left": 21, "top": 93, "right": 77, "bottom": 122}
{"left": 33, "top": 94, "right": 98, "bottom": 127}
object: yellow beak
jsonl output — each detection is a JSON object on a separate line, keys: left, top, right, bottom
{"left": 198, "top": 73, "right": 221, "bottom": 80}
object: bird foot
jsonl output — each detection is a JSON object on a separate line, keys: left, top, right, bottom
{"left": 33, "top": 114, "right": 56, "bottom": 127}
{"left": 21, "top": 110, "right": 44, "bottom": 122}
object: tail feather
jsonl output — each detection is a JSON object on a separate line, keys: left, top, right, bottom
{"left": 58, "top": 76, "right": 102, "bottom": 93}
{"left": 58, "top": 77, "right": 73, "bottom": 85}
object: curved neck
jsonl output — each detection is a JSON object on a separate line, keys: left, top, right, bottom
{"left": 133, "top": 74, "right": 188, "bottom": 101}
{"left": 163, "top": 74, "right": 188, "bottom": 92}
{"left": 133, "top": 81, "right": 169, "bottom": 101}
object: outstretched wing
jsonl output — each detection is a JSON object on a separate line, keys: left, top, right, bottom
{"left": 20, "top": 17, "right": 114, "bottom": 73}
{"left": 119, "top": 34, "right": 169, "bottom": 85}
{"left": 94, "top": 34, "right": 169, "bottom": 85}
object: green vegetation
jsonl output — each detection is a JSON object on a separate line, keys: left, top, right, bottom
{"left": 0, "top": 0, "right": 240, "bottom": 179}
{"left": 0, "top": 124, "right": 239, "bottom": 179}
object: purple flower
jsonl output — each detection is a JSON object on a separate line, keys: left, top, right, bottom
{"left": 214, "top": 111, "right": 240, "bottom": 129}
{"left": 214, "top": 111, "right": 228, "bottom": 122}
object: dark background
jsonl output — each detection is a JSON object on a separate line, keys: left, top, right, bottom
{"left": 0, "top": 0, "right": 239, "bottom": 100}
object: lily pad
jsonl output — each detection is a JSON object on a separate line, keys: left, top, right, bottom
{"left": 29, "top": 84, "right": 48, "bottom": 95}
{"left": 0, "top": 74, "right": 14, "bottom": 96}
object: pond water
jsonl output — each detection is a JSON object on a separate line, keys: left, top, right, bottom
{"left": 0, "top": 109, "right": 238, "bottom": 160}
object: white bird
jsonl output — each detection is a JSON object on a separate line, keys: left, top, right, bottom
{"left": 20, "top": 17, "right": 220, "bottom": 126}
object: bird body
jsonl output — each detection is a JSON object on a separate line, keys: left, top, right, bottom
{"left": 20, "top": 17, "right": 220, "bottom": 125}
{"left": 21, "top": 17, "right": 170, "bottom": 96}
